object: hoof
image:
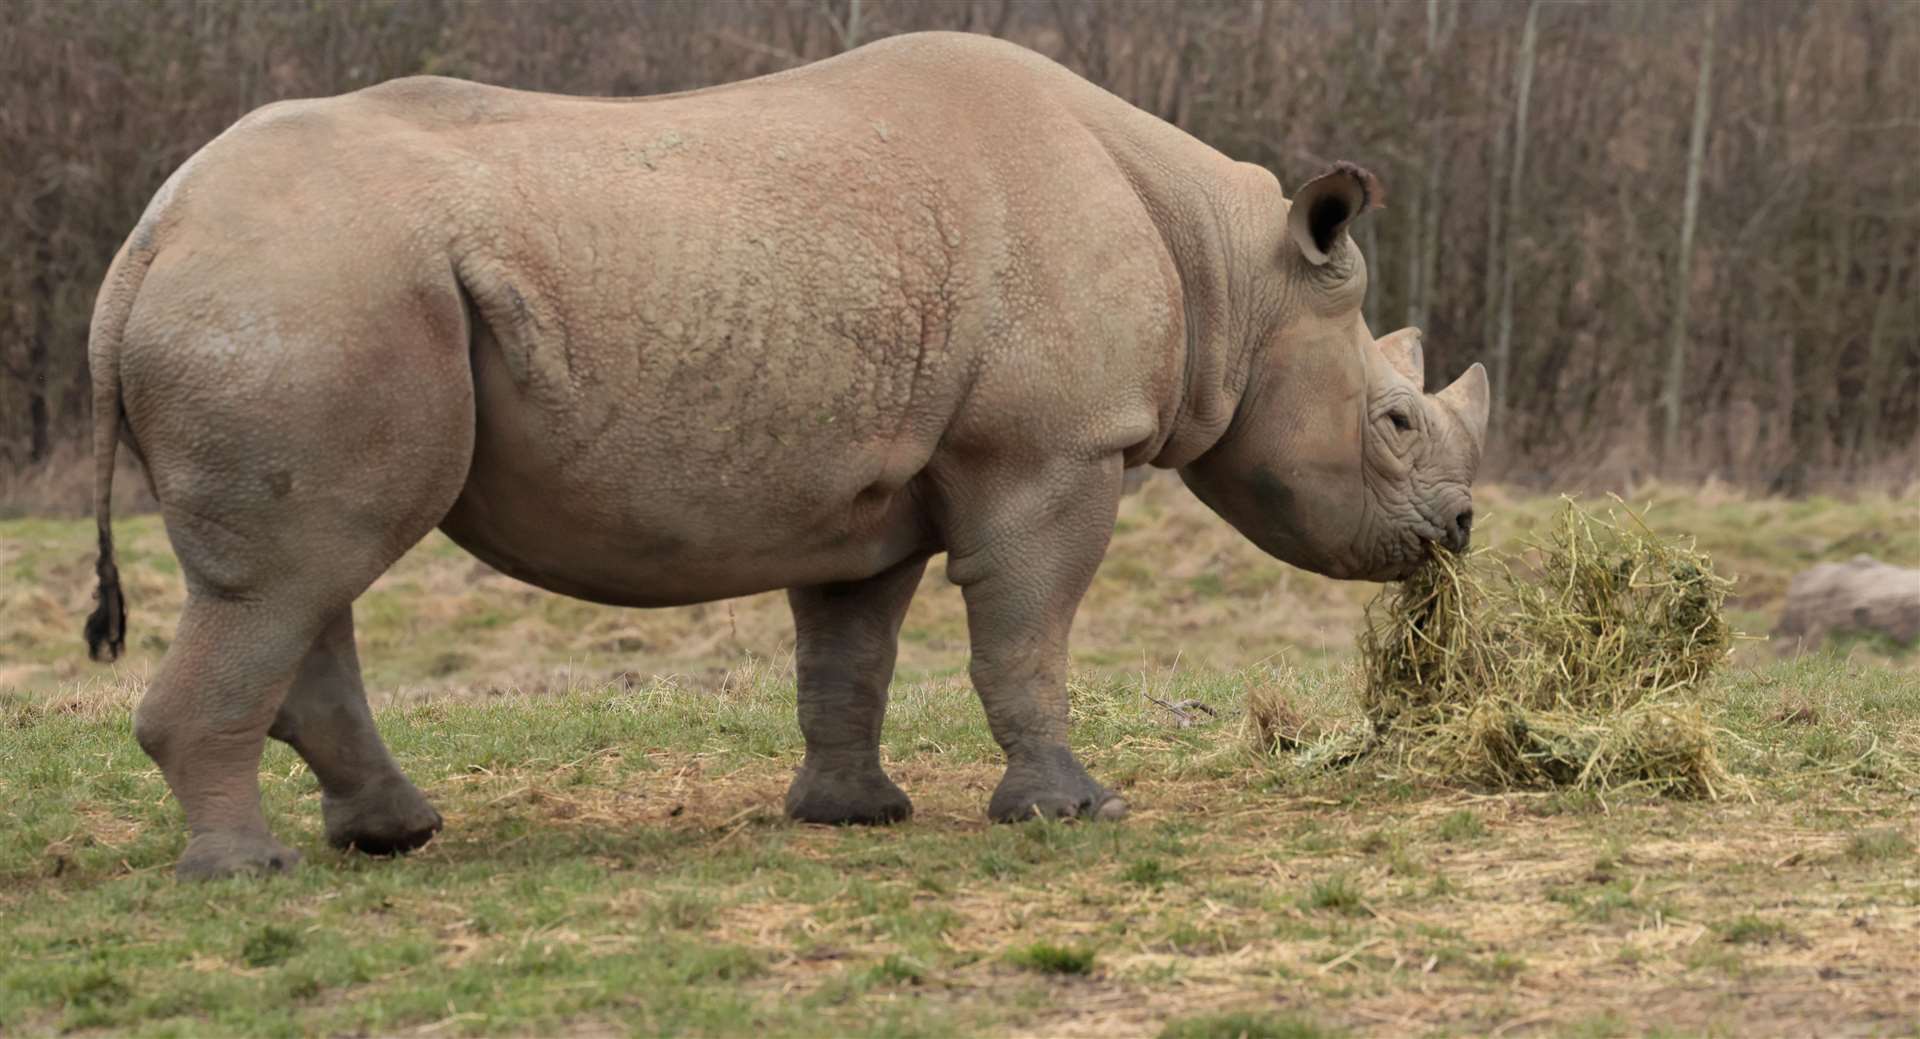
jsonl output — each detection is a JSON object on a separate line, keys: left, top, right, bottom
{"left": 323, "top": 777, "right": 444, "bottom": 856}
{"left": 987, "top": 747, "right": 1127, "bottom": 823}
{"left": 990, "top": 791, "right": 1129, "bottom": 823}
{"left": 785, "top": 763, "right": 913, "bottom": 825}
{"left": 177, "top": 832, "right": 302, "bottom": 881}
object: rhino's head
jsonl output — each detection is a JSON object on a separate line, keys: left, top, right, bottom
{"left": 1181, "top": 163, "right": 1490, "bottom": 582}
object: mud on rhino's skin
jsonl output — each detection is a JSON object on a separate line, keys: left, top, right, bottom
{"left": 81, "top": 31, "right": 1490, "bottom": 879}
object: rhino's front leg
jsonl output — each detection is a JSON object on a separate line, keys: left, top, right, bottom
{"left": 948, "top": 462, "right": 1129, "bottom": 822}
{"left": 784, "top": 555, "right": 930, "bottom": 824}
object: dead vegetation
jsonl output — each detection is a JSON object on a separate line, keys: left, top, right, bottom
{"left": 6, "top": 2, "right": 1918, "bottom": 496}
{"left": 9, "top": 480, "right": 1918, "bottom": 704}
{"left": 1348, "top": 499, "right": 1736, "bottom": 797}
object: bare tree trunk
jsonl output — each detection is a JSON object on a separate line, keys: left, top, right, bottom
{"left": 1763, "top": 290, "right": 1793, "bottom": 490}
{"left": 1402, "top": 186, "right": 1422, "bottom": 332}
{"left": 25, "top": 269, "right": 51, "bottom": 464}
{"left": 1854, "top": 258, "right": 1899, "bottom": 462}
{"left": 828, "top": 0, "right": 865, "bottom": 52}
{"left": 1409, "top": 0, "right": 1450, "bottom": 334}
{"left": 1492, "top": 0, "right": 1539, "bottom": 423}
{"left": 1481, "top": 32, "right": 1510, "bottom": 374}
{"left": 1246, "top": 0, "right": 1273, "bottom": 94}
{"left": 1847, "top": 0, "right": 1894, "bottom": 470}
{"left": 1152, "top": 14, "right": 1191, "bottom": 123}
{"left": 1660, "top": 5, "right": 1716, "bottom": 466}
{"left": 1363, "top": 218, "right": 1381, "bottom": 331}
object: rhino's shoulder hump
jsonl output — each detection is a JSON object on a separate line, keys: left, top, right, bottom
{"left": 842, "top": 31, "right": 1084, "bottom": 89}
{"left": 207, "top": 78, "right": 512, "bottom": 153}
{"left": 343, "top": 75, "right": 541, "bottom": 129}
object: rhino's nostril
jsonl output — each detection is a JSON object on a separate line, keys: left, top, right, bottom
{"left": 1441, "top": 507, "right": 1473, "bottom": 552}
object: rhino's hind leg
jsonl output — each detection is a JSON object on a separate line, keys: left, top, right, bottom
{"left": 946, "top": 463, "right": 1129, "bottom": 823}
{"left": 783, "top": 555, "right": 929, "bottom": 825}
{"left": 139, "top": 509, "right": 464, "bottom": 879}
{"left": 119, "top": 256, "right": 476, "bottom": 878}
{"left": 134, "top": 596, "right": 323, "bottom": 880}
{"left": 270, "top": 608, "right": 442, "bottom": 855}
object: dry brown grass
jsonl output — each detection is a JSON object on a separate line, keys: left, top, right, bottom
{"left": 10, "top": 479, "right": 1918, "bottom": 704}
{"left": 437, "top": 746, "right": 1920, "bottom": 1038}
{"left": 1351, "top": 499, "right": 1736, "bottom": 797}
{"left": 3, "top": 607, "right": 1917, "bottom": 1035}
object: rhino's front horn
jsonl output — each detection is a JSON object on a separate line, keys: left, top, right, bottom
{"left": 1437, "top": 363, "right": 1491, "bottom": 445}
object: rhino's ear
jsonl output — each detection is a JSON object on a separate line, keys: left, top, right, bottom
{"left": 1437, "top": 363, "right": 1491, "bottom": 447}
{"left": 1375, "top": 328, "right": 1425, "bottom": 387}
{"left": 1288, "top": 161, "right": 1384, "bottom": 266}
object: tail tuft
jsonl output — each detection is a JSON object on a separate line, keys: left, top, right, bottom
{"left": 84, "top": 526, "right": 127, "bottom": 662}
{"left": 84, "top": 232, "right": 150, "bottom": 666}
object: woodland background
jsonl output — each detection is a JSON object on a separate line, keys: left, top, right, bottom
{"left": 3, "top": 0, "right": 1916, "bottom": 509}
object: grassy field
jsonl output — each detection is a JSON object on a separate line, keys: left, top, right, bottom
{"left": 2, "top": 479, "right": 1917, "bottom": 1036}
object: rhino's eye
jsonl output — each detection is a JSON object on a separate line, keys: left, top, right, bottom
{"left": 1388, "top": 409, "right": 1412, "bottom": 433}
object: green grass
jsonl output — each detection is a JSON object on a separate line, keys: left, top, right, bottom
{"left": 1475, "top": 951, "right": 1528, "bottom": 981}
{"left": 1845, "top": 828, "right": 1915, "bottom": 863}
{"left": 1122, "top": 857, "right": 1181, "bottom": 887}
{"left": 1301, "top": 874, "right": 1367, "bottom": 915}
{"left": 860, "top": 953, "right": 929, "bottom": 987}
{"left": 1715, "top": 914, "right": 1795, "bottom": 945}
{"left": 1159, "top": 1011, "right": 1342, "bottom": 1039}
{"left": 3, "top": 487, "right": 1918, "bottom": 1035}
{"left": 238, "top": 924, "right": 303, "bottom": 968}
{"left": 1006, "top": 942, "right": 1098, "bottom": 975}
{"left": 1, "top": 657, "right": 1915, "bottom": 1035}
{"left": 1434, "top": 809, "right": 1487, "bottom": 842}
{"left": 1547, "top": 876, "right": 1671, "bottom": 925}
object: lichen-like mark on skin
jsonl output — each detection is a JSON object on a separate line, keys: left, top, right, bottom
{"left": 492, "top": 279, "right": 574, "bottom": 392}
{"left": 505, "top": 283, "right": 533, "bottom": 328}
{"left": 1248, "top": 466, "right": 1335, "bottom": 573}
{"left": 1250, "top": 467, "right": 1301, "bottom": 533}
{"left": 265, "top": 470, "right": 293, "bottom": 499}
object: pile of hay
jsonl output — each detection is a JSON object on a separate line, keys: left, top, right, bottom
{"left": 1356, "top": 498, "right": 1734, "bottom": 797}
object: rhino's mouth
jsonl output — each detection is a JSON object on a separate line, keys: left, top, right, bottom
{"left": 1383, "top": 532, "right": 1441, "bottom": 581}
{"left": 1350, "top": 494, "right": 1447, "bottom": 581}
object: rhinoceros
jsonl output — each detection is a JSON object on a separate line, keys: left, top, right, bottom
{"left": 81, "top": 31, "right": 1488, "bottom": 879}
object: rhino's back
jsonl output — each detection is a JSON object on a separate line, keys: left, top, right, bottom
{"left": 133, "top": 33, "right": 1187, "bottom": 605}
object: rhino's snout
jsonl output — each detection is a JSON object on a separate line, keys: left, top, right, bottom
{"left": 1392, "top": 501, "right": 1472, "bottom": 578}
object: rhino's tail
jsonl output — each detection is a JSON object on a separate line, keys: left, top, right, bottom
{"left": 82, "top": 245, "right": 150, "bottom": 663}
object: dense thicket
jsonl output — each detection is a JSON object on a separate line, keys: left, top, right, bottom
{"left": 3, "top": 0, "right": 1915, "bottom": 497}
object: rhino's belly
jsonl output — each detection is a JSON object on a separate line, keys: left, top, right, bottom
{"left": 438, "top": 421, "right": 938, "bottom": 609}
{"left": 439, "top": 485, "right": 933, "bottom": 607}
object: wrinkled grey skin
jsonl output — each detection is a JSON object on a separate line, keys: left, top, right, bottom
{"left": 81, "top": 32, "right": 1489, "bottom": 880}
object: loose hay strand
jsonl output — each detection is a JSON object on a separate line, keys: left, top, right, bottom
{"left": 1352, "top": 497, "right": 1735, "bottom": 797}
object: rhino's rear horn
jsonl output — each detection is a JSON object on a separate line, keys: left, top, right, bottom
{"left": 1376, "top": 328, "right": 1425, "bottom": 387}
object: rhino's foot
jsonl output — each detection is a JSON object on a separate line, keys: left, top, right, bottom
{"left": 785, "top": 760, "right": 913, "bottom": 825}
{"left": 177, "top": 832, "right": 302, "bottom": 881}
{"left": 988, "top": 746, "right": 1129, "bottom": 823}
{"left": 323, "top": 776, "right": 444, "bottom": 856}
